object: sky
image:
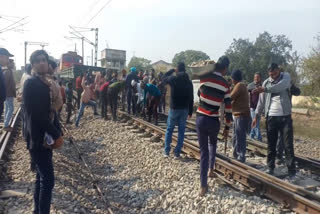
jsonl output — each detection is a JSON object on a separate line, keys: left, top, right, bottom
{"left": 0, "top": 0, "right": 319, "bottom": 69}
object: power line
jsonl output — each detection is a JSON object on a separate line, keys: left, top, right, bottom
{"left": 0, "top": 16, "right": 28, "bottom": 33}
{"left": 87, "top": 0, "right": 112, "bottom": 25}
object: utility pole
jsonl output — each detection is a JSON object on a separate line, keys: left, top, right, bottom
{"left": 82, "top": 37, "right": 84, "bottom": 60}
{"left": 94, "top": 28, "right": 98, "bottom": 66}
{"left": 91, "top": 49, "right": 94, "bottom": 66}
{"left": 67, "top": 26, "right": 98, "bottom": 67}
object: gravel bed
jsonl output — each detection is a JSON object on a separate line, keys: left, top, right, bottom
{"left": 1, "top": 112, "right": 286, "bottom": 214}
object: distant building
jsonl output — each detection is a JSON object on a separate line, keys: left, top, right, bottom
{"left": 100, "top": 48, "right": 126, "bottom": 72}
{"left": 151, "top": 60, "right": 173, "bottom": 73}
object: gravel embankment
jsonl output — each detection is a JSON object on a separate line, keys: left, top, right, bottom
{"left": 1, "top": 113, "right": 286, "bottom": 214}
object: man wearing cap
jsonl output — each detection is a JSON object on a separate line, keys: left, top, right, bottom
{"left": 125, "top": 67, "right": 139, "bottom": 115}
{"left": 0, "top": 48, "right": 16, "bottom": 132}
{"left": 252, "top": 63, "right": 296, "bottom": 177}
{"left": 230, "top": 70, "right": 250, "bottom": 163}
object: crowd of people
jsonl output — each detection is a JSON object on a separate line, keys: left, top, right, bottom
{"left": 0, "top": 46, "right": 301, "bottom": 212}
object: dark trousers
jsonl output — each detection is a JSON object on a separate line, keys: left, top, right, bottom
{"left": 30, "top": 149, "right": 54, "bottom": 214}
{"left": 101, "top": 91, "right": 108, "bottom": 119}
{"left": 66, "top": 102, "right": 72, "bottom": 123}
{"left": 266, "top": 115, "right": 296, "bottom": 174}
{"left": 127, "top": 89, "right": 136, "bottom": 115}
{"left": 147, "top": 96, "right": 160, "bottom": 124}
{"left": 232, "top": 116, "right": 250, "bottom": 162}
{"left": 196, "top": 115, "right": 220, "bottom": 187}
{"left": 108, "top": 89, "right": 119, "bottom": 120}
{"left": 76, "top": 88, "right": 83, "bottom": 109}
{"left": 121, "top": 88, "right": 126, "bottom": 111}
{"left": 158, "top": 95, "right": 166, "bottom": 113}
{"left": 276, "top": 130, "right": 284, "bottom": 159}
{"left": 0, "top": 101, "right": 3, "bottom": 123}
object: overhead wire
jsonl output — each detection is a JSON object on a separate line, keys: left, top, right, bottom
{"left": 87, "top": 0, "right": 113, "bottom": 25}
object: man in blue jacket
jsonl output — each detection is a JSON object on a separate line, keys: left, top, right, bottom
{"left": 23, "top": 50, "right": 63, "bottom": 214}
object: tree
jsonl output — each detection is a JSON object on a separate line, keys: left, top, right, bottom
{"left": 127, "top": 56, "right": 152, "bottom": 72}
{"left": 172, "top": 50, "right": 210, "bottom": 67}
{"left": 301, "top": 34, "right": 320, "bottom": 96}
{"left": 225, "top": 31, "right": 298, "bottom": 82}
{"left": 172, "top": 50, "right": 210, "bottom": 77}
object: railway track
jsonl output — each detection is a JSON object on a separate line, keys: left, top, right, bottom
{"left": 159, "top": 112, "right": 320, "bottom": 177}
{"left": 118, "top": 110, "right": 320, "bottom": 214}
{"left": 0, "top": 107, "right": 21, "bottom": 162}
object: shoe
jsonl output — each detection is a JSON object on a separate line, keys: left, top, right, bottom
{"left": 163, "top": 153, "right": 169, "bottom": 158}
{"left": 174, "top": 156, "right": 181, "bottom": 160}
{"left": 199, "top": 186, "right": 208, "bottom": 197}
{"left": 267, "top": 168, "right": 274, "bottom": 175}
{"left": 3, "top": 127, "right": 13, "bottom": 132}
{"left": 208, "top": 169, "right": 217, "bottom": 178}
{"left": 276, "top": 159, "right": 284, "bottom": 165}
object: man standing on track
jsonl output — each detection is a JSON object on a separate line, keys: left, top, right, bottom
{"left": 252, "top": 63, "right": 296, "bottom": 177}
{"left": 23, "top": 50, "right": 63, "bottom": 214}
{"left": 0, "top": 48, "right": 16, "bottom": 132}
{"left": 162, "top": 62, "right": 194, "bottom": 158}
{"left": 195, "top": 56, "right": 232, "bottom": 196}
{"left": 247, "top": 72, "right": 263, "bottom": 141}
{"left": 230, "top": 69, "right": 250, "bottom": 163}
{"left": 75, "top": 76, "right": 98, "bottom": 127}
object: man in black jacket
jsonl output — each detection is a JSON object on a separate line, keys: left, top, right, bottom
{"left": 163, "top": 62, "right": 194, "bottom": 158}
{"left": 23, "top": 50, "right": 63, "bottom": 214}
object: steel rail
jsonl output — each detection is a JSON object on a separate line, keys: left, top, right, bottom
{"left": 119, "top": 111, "right": 320, "bottom": 214}
{"left": 0, "top": 107, "right": 21, "bottom": 160}
{"left": 159, "top": 112, "right": 320, "bottom": 176}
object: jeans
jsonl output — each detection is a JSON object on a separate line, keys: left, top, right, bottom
{"left": 164, "top": 108, "right": 189, "bottom": 156}
{"left": 127, "top": 89, "right": 136, "bottom": 115}
{"left": 266, "top": 115, "right": 296, "bottom": 174}
{"left": 196, "top": 115, "right": 220, "bottom": 187}
{"left": 75, "top": 100, "right": 97, "bottom": 126}
{"left": 232, "top": 116, "right": 250, "bottom": 162}
{"left": 250, "top": 108, "right": 262, "bottom": 141}
{"left": 4, "top": 97, "right": 14, "bottom": 128}
{"left": 30, "top": 149, "right": 54, "bottom": 214}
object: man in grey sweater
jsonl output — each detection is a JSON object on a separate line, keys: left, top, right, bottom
{"left": 252, "top": 63, "right": 296, "bottom": 177}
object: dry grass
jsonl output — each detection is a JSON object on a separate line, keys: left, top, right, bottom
{"left": 261, "top": 110, "right": 320, "bottom": 140}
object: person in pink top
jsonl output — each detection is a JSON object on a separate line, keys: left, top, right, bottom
{"left": 75, "top": 76, "right": 98, "bottom": 127}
